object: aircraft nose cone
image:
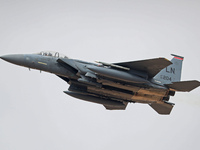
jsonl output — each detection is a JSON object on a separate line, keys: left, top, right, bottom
{"left": 0, "top": 54, "right": 25, "bottom": 66}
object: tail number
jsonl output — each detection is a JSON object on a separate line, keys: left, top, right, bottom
{"left": 160, "top": 75, "right": 172, "bottom": 81}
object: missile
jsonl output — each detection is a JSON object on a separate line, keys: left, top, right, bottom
{"left": 95, "top": 61, "right": 130, "bottom": 71}
{"left": 87, "top": 66, "right": 148, "bottom": 84}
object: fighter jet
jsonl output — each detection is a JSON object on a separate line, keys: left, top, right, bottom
{"left": 1, "top": 51, "right": 200, "bottom": 114}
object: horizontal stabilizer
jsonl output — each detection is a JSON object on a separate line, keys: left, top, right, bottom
{"left": 114, "top": 58, "right": 172, "bottom": 78}
{"left": 165, "top": 80, "right": 200, "bottom": 92}
{"left": 149, "top": 102, "right": 174, "bottom": 115}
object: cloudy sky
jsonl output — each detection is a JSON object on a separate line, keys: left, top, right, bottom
{"left": 0, "top": 0, "right": 200, "bottom": 150}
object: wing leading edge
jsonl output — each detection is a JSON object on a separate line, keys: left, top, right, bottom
{"left": 114, "top": 58, "right": 172, "bottom": 78}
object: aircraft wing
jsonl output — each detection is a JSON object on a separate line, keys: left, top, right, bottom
{"left": 114, "top": 58, "right": 172, "bottom": 78}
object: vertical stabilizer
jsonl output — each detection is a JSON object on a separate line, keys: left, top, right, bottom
{"left": 153, "top": 54, "right": 184, "bottom": 84}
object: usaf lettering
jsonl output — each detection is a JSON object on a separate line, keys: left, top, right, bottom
{"left": 166, "top": 67, "right": 175, "bottom": 74}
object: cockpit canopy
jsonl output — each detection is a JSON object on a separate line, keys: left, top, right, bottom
{"left": 36, "top": 51, "right": 68, "bottom": 58}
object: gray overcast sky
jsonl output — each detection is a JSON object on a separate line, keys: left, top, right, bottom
{"left": 0, "top": 0, "right": 200, "bottom": 150}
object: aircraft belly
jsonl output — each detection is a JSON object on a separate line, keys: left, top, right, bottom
{"left": 97, "top": 79, "right": 168, "bottom": 97}
{"left": 131, "top": 94, "right": 162, "bottom": 103}
{"left": 87, "top": 86, "right": 133, "bottom": 100}
{"left": 98, "top": 78, "right": 141, "bottom": 91}
{"left": 137, "top": 88, "right": 168, "bottom": 97}
{"left": 86, "top": 86, "right": 167, "bottom": 104}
